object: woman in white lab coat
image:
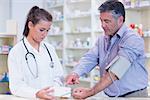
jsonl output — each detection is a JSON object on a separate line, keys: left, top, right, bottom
{"left": 8, "top": 6, "right": 64, "bottom": 100}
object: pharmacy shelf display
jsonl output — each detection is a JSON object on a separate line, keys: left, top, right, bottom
{"left": 0, "top": 33, "right": 17, "bottom": 94}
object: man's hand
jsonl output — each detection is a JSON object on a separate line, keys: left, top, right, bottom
{"left": 72, "top": 87, "right": 94, "bottom": 99}
{"left": 65, "top": 73, "right": 79, "bottom": 85}
{"left": 36, "top": 87, "right": 55, "bottom": 100}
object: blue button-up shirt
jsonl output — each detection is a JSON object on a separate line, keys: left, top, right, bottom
{"left": 73, "top": 24, "right": 148, "bottom": 96}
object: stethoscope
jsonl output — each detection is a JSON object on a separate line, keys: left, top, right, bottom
{"left": 22, "top": 38, "right": 54, "bottom": 78}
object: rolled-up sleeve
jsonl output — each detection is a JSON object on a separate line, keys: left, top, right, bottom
{"left": 73, "top": 38, "right": 100, "bottom": 76}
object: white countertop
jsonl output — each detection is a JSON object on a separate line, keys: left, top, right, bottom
{"left": 0, "top": 95, "right": 32, "bottom": 100}
{"left": 0, "top": 94, "right": 150, "bottom": 100}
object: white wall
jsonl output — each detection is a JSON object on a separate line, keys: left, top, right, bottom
{"left": 11, "top": 0, "right": 43, "bottom": 41}
{"left": 0, "top": 0, "right": 10, "bottom": 32}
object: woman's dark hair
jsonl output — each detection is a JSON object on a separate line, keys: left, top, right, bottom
{"left": 98, "top": 0, "right": 125, "bottom": 22}
{"left": 23, "top": 6, "right": 53, "bottom": 37}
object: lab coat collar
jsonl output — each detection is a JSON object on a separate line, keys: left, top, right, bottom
{"left": 23, "top": 37, "right": 45, "bottom": 54}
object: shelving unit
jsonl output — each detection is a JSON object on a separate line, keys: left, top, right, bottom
{"left": 64, "top": 0, "right": 96, "bottom": 87}
{"left": 44, "top": 0, "right": 150, "bottom": 89}
{"left": 44, "top": 0, "right": 64, "bottom": 65}
{"left": 123, "top": 0, "right": 150, "bottom": 83}
{"left": 0, "top": 33, "right": 17, "bottom": 94}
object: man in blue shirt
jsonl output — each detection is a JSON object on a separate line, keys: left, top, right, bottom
{"left": 66, "top": 0, "right": 148, "bottom": 99}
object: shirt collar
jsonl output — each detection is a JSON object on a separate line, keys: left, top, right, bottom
{"left": 116, "top": 23, "right": 128, "bottom": 38}
{"left": 104, "top": 24, "right": 127, "bottom": 40}
{"left": 104, "top": 35, "right": 110, "bottom": 41}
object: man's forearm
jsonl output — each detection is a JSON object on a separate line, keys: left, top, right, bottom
{"left": 88, "top": 71, "right": 118, "bottom": 96}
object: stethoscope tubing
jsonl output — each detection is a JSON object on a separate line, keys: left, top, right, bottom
{"left": 22, "top": 38, "right": 54, "bottom": 78}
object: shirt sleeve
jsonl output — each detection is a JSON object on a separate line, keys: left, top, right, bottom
{"left": 8, "top": 48, "right": 40, "bottom": 98}
{"left": 73, "top": 38, "right": 100, "bottom": 76}
{"left": 118, "top": 33, "right": 145, "bottom": 63}
{"left": 106, "top": 56, "right": 131, "bottom": 79}
{"left": 107, "top": 33, "right": 145, "bottom": 79}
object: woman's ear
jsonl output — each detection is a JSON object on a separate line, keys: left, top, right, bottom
{"left": 28, "top": 21, "right": 33, "bottom": 29}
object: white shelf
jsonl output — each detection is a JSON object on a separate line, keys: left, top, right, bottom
{"left": 0, "top": 33, "right": 17, "bottom": 38}
{"left": 79, "top": 77, "right": 91, "bottom": 83}
{"left": 46, "top": 0, "right": 63, "bottom": 9}
{"left": 48, "top": 34, "right": 63, "bottom": 37}
{"left": 66, "top": 47, "right": 91, "bottom": 50}
{"left": 143, "top": 31, "right": 150, "bottom": 37}
{"left": 65, "top": 64, "right": 74, "bottom": 68}
{"left": 48, "top": 4, "right": 63, "bottom": 9}
{"left": 53, "top": 19, "right": 64, "bottom": 23}
{"left": 65, "top": 63, "right": 78, "bottom": 68}
{"left": 66, "top": 31, "right": 91, "bottom": 34}
{"left": 67, "top": 0, "right": 88, "bottom": 4}
{"left": 55, "top": 48, "right": 63, "bottom": 51}
{"left": 66, "top": 14, "right": 91, "bottom": 19}
{"left": 0, "top": 53, "right": 9, "bottom": 55}
{"left": 125, "top": 5, "right": 150, "bottom": 10}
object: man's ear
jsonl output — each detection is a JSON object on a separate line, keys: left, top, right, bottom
{"left": 118, "top": 16, "right": 123, "bottom": 23}
{"left": 118, "top": 16, "right": 124, "bottom": 26}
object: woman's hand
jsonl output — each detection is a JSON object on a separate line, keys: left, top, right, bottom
{"left": 36, "top": 87, "right": 55, "bottom": 100}
{"left": 65, "top": 73, "right": 79, "bottom": 85}
{"left": 72, "top": 87, "right": 93, "bottom": 99}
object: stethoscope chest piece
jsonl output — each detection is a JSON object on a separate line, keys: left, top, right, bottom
{"left": 50, "top": 61, "right": 54, "bottom": 68}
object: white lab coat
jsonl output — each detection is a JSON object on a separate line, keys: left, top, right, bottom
{"left": 8, "top": 38, "right": 64, "bottom": 98}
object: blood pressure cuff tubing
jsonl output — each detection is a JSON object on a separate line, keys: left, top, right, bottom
{"left": 105, "top": 56, "right": 131, "bottom": 79}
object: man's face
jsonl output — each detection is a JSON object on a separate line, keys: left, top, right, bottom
{"left": 100, "top": 12, "right": 121, "bottom": 36}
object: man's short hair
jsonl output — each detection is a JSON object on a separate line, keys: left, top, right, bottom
{"left": 98, "top": 0, "right": 125, "bottom": 22}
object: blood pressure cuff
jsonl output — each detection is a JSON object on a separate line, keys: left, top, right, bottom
{"left": 105, "top": 56, "right": 131, "bottom": 79}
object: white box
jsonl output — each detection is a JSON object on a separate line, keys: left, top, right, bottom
{"left": 53, "top": 86, "right": 71, "bottom": 98}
